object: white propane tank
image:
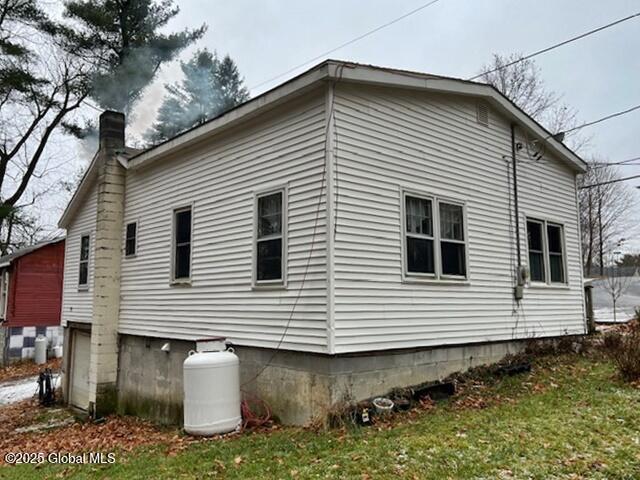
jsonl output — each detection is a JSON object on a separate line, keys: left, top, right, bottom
{"left": 183, "top": 349, "right": 241, "bottom": 436}
{"left": 34, "top": 335, "right": 47, "bottom": 364}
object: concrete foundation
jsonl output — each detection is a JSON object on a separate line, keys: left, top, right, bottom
{"left": 117, "top": 335, "right": 192, "bottom": 425}
{"left": 116, "top": 333, "right": 525, "bottom": 426}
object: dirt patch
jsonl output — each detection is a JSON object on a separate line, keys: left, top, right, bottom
{"left": 0, "top": 358, "right": 61, "bottom": 383}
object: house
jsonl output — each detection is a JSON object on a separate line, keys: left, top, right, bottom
{"left": 58, "top": 60, "right": 587, "bottom": 425}
{"left": 0, "top": 238, "right": 65, "bottom": 364}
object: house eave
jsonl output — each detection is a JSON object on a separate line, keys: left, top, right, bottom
{"left": 127, "top": 63, "right": 332, "bottom": 171}
{"left": 323, "top": 61, "right": 587, "bottom": 173}
{"left": 129, "top": 59, "right": 585, "bottom": 174}
{"left": 59, "top": 59, "right": 587, "bottom": 229}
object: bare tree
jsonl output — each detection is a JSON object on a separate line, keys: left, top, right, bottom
{"left": 478, "top": 53, "right": 588, "bottom": 151}
{"left": 0, "top": 207, "right": 45, "bottom": 255}
{"left": 0, "top": 0, "right": 90, "bottom": 227}
{"left": 578, "top": 162, "right": 636, "bottom": 276}
{"left": 602, "top": 265, "right": 634, "bottom": 323}
{"left": 478, "top": 54, "right": 635, "bottom": 274}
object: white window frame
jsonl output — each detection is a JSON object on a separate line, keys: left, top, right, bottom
{"left": 170, "top": 204, "right": 194, "bottom": 285}
{"left": 78, "top": 233, "right": 90, "bottom": 291}
{"left": 252, "top": 186, "right": 287, "bottom": 289}
{"left": 525, "top": 217, "right": 568, "bottom": 286}
{"left": 0, "top": 270, "right": 9, "bottom": 321}
{"left": 124, "top": 220, "right": 138, "bottom": 258}
{"left": 400, "top": 189, "right": 469, "bottom": 283}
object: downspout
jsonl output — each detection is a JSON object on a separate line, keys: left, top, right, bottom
{"left": 511, "top": 123, "right": 524, "bottom": 301}
{"left": 511, "top": 123, "right": 521, "bottom": 267}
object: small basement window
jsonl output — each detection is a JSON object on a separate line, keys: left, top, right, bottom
{"left": 255, "top": 189, "right": 285, "bottom": 285}
{"left": 125, "top": 221, "right": 137, "bottom": 257}
{"left": 172, "top": 207, "right": 192, "bottom": 281}
{"left": 79, "top": 234, "right": 90, "bottom": 288}
{"left": 526, "top": 218, "right": 566, "bottom": 285}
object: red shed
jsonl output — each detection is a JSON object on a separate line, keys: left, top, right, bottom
{"left": 0, "top": 238, "right": 65, "bottom": 363}
{"left": 0, "top": 238, "right": 65, "bottom": 327}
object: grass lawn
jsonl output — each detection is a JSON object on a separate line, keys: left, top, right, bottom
{"left": 3, "top": 353, "right": 640, "bottom": 479}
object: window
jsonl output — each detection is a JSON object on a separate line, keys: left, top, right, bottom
{"left": 527, "top": 220, "right": 545, "bottom": 282}
{"left": 526, "top": 218, "right": 566, "bottom": 284}
{"left": 0, "top": 271, "right": 9, "bottom": 319}
{"left": 79, "top": 234, "right": 90, "bottom": 288}
{"left": 439, "top": 202, "right": 466, "bottom": 276}
{"left": 547, "top": 223, "right": 565, "bottom": 283}
{"left": 255, "top": 190, "right": 284, "bottom": 284}
{"left": 403, "top": 192, "right": 467, "bottom": 280}
{"left": 405, "top": 195, "right": 434, "bottom": 274}
{"left": 172, "top": 207, "right": 192, "bottom": 281}
{"left": 125, "top": 222, "right": 137, "bottom": 257}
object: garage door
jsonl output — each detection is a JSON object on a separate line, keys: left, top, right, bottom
{"left": 69, "top": 330, "right": 91, "bottom": 410}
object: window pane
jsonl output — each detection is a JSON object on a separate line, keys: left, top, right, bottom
{"left": 550, "top": 254, "right": 564, "bottom": 283}
{"left": 80, "top": 235, "right": 90, "bottom": 261}
{"left": 126, "top": 222, "right": 136, "bottom": 240}
{"left": 174, "top": 244, "right": 191, "bottom": 279}
{"left": 406, "top": 237, "right": 434, "bottom": 274}
{"left": 258, "top": 193, "right": 282, "bottom": 238}
{"left": 125, "top": 238, "right": 136, "bottom": 256}
{"left": 257, "top": 238, "right": 282, "bottom": 281}
{"left": 529, "top": 252, "right": 545, "bottom": 282}
{"left": 79, "top": 262, "right": 88, "bottom": 285}
{"left": 176, "top": 209, "right": 192, "bottom": 244}
{"left": 440, "top": 203, "right": 464, "bottom": 241}
{"left": 125, "top": 222, "right": 136, "bottom": 256}
{"left": 547, "top": 225, "right": 562, "bottom": 254}
{"left": 527, "top": 221, "right": 543, "bottom": 252}
{"left": 441, "top": 242, "right": 466, "bottom": 276}
{"left": 405, "top": 196, "right": 432, "bottom": 236}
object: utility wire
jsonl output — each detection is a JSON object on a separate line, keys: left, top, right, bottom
{"left": 469, "top": 11, "right": 640, "bottom": 81}
{"left": 579, "top": 173, "right": 640, "bottom": 189}
{"left": 248, "top": 0, "right": 443, "bottom": 92}
{"left": 589, "top": 156, "right": 640, "bottom": 169}
{"left": 558, "top": 104, "right": 640, "bottom": 136}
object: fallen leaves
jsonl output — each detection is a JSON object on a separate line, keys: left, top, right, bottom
{"left": 0, "top": 358, "right": 61, "bottom": 383}
{"left": 0, "top": 399, "right": 179, "bottom": 464}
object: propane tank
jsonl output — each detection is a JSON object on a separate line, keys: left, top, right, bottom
{"left": 183, "top": 345, "right": 241, "bottom": 436}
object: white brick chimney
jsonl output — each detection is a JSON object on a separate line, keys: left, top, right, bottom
{"left": 88, "top": 111, "right": 126, "bottom": 417}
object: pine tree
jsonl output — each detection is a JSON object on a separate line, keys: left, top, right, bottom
{"left": 146, "top": 49, "right": 249, "bottom": 144}
{"left": 61, "top": 0, "right": 207, "bottom": 114}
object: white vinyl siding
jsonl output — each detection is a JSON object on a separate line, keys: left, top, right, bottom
{"left": 119, "top": 89, "right": 328, "bottom": 352}
{"left": 61, "top": 181, "right": 97, "bottom": 325}
{"left": 331, "top": 83, "right": 585, "bottom": 353}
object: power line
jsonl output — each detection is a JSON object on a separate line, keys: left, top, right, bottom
{"left": 579, "top": 173, "right": 640, "bottom": 189}
{"left": 82, "top": 100, "right": 102, "bottom": 112}
{"left": 558, "top": 104, "right": 640, "bottom": 136}
{"left": 589, "top": 156, "right": 640, "bottom": 169}
{"left": 469, "top": 11, "right": 640, "bottom": 81}
{"left": 248, "top": 0, "right": 443, "bottom": 92}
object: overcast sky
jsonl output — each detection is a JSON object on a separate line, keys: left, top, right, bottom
{"left": 65, "top": 0, "right": 640, "bottom": 249}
